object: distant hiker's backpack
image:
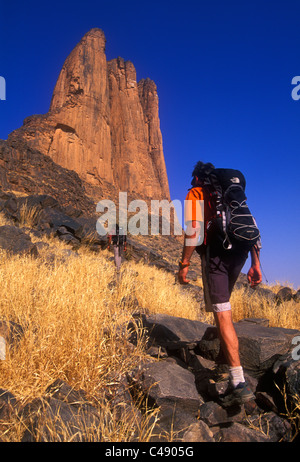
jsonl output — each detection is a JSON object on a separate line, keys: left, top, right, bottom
{"left": 204, "top": 168, "right": 260, "bottom": 250}
{"left": 112, "top": 226, "right": 126, "bottom": 246}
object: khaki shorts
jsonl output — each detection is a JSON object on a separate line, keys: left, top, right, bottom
{"left": 199, "top": 244, "right": 248, "bottom": 313}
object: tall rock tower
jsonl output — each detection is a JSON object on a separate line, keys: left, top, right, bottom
{"left": 8, "top": 28, "right": 170, "bottom": 201}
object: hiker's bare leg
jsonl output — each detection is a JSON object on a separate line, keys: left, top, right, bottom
{"left": 214, "top": 310, "right": 241, "bottom": 367}
{"left": 113, "top": 246, "right": 122, "bottom": 272}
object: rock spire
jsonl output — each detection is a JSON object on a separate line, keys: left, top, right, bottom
{"left": 8, "top": 28, "right": 170, "bottom": 201}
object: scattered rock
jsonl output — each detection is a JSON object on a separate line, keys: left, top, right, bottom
{"left": 216, "top": 422, "right": 271, "bottom": 442}
{"left": 199, "top": 401, "right": 244, "bottom": 427}
{"left": 135, "top": 312, "right": 300, "bottom": 379}
{"left": 276, "top": 287, "right": 294, "bottom": 303}
{"left": 107, "top": 376, "right": 143, "bottom": 434}
{"left": 255, "top": 391, "right": 278, "bottom": 413}
{"left": 0, "top": 310, "right": 299, "bottom": 441}
{"left": 45, "top": 379, "right": 88, "bottom": 404}
{"left": 0, "top": 389, "right": 18, "bottom": 424}
{"left": 0, "top": 225, "right": 38, "bottom": 257}
{"left": 21, "top": 396, "right": 104, "bottom": 442}
{"left": 235, "top": 320, "right": 299, "bottom": 377}
{"left": 241, "top": 318, "right": 270, "bottom": 327}
{"left": 273, "top": 352, "right": 300, "bottom": 398}
{"left": 127, "top": 312, "right": 300, "bottom": 441}
{"left": 40, "top": 207, "right": 83, "bottom": 238}
{"left": 294, "top": 289, "right": 300, "bottom": 303}
{"left": 130, "top": 360, "right": 203, "bottom": 415}
{"left": 248, "top": 412, "right": 292, "bottom": 442}
{"left": 182, "top": 420, "right": 215, "bottom": 442}
{"left": 135, "top": 312, "right": 211, "bottom": 351}
{"left": 249, "top": 286, "right": 277, "bottom": 304}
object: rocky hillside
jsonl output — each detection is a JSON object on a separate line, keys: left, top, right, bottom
{"left": 0, "top": 191, "right": 299, "bottom": 442}
{"left": 0, "top": 27, "right": 186, "bottom": 274}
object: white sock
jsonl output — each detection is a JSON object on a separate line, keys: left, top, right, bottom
{"left": 229, "top": 366, "right": 245, "bottom": 388}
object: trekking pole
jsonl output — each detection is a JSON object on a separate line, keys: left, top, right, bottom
{"left": 254, "top": 245, "right": 269, "bottom": 284}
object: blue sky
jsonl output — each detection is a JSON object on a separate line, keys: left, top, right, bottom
{"left": 0, "top": 0, "right": 299, "bottom": 288}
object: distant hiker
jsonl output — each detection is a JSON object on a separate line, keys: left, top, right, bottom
{"left": 108, "top": 224, "right": 127, "bottom": 274}
{"left": 178, "top": 161, "right": 262, "bottom": 407}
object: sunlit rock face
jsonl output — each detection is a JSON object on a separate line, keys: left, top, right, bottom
{"left": 8, "top": 28, "right": 170, "bottom": 201}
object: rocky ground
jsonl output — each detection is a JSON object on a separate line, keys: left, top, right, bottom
{"left": 0, "top": 189, "right": 299, "bottom": 442}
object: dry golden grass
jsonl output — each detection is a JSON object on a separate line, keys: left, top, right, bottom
{"left": 280, "top": 385, "right": 300, "bottom": 442}
{"left": 0, "top": 227, "right": 299, "bottom": 441}
{"left": 230, "top": 284, "right": 300, "bottom": 330}
{"left": 0, "top": 212, "right": 13, "bottom": 227}
{"left": 18, "top": 201, "right": 41, "bottom": 228}
{"left": 0, "top": 250, "right": 139, "bottom": 396}
{"left": 0, "top": 237, "right": 205, "bottom": 441}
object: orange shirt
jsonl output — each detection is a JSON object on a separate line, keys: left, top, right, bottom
{"left": 184, "top": 186, "right": 213, "bottom": 225}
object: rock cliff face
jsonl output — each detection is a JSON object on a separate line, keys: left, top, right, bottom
{"left": 7, "top": 28, "right": 170, "bottom": 201}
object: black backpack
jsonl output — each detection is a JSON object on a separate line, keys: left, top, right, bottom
{"left": 203, "top": 168, "right": 260, "bottom": 250}
{"left": 112, "top": 226, "right": 126, "bottom": 246}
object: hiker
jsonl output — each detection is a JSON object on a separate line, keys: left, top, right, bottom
{"left": 178, "top": 161, "right": 262, "bottom": 407}
{"left": 108, "top": 224, "right": 127, "bottom": 274}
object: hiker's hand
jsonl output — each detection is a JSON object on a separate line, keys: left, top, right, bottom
{"left": 247, "top": 265, "right": 262, "bottom": 288}
{"left": 178, "top": 267, "right": 190, "bottom": 285}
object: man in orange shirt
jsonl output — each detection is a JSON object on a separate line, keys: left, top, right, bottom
{"left": 178, "top": 161, "right": 262, "bottom": 407}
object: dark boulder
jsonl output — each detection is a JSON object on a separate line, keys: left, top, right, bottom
{"left": 0, "top": 389, "right": 18, "bottom": 426}
{"left": 276, "top": 287, "right": 294, "bottom": 303}
{"left": 215, "top": 422, "right": 271, "bottom": 442}
{"left": 40, "top": 207, "right": 83, "bottom": 238}
{"left": 0, "top": 225, "right": 38, "bottom": 257}
{"left": 130, "top": 359, "right": 203, "bottom": 415}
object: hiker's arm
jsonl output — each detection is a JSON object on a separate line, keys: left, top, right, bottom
{"left": 178, "top": 221, "right": 201, "bottom": 284}
{"left": 247, "top": 244, "right": 262, "bottom": 287}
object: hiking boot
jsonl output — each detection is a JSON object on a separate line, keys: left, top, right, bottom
{"left": 218, "top": 382, "right": 255, "bottom": 408}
